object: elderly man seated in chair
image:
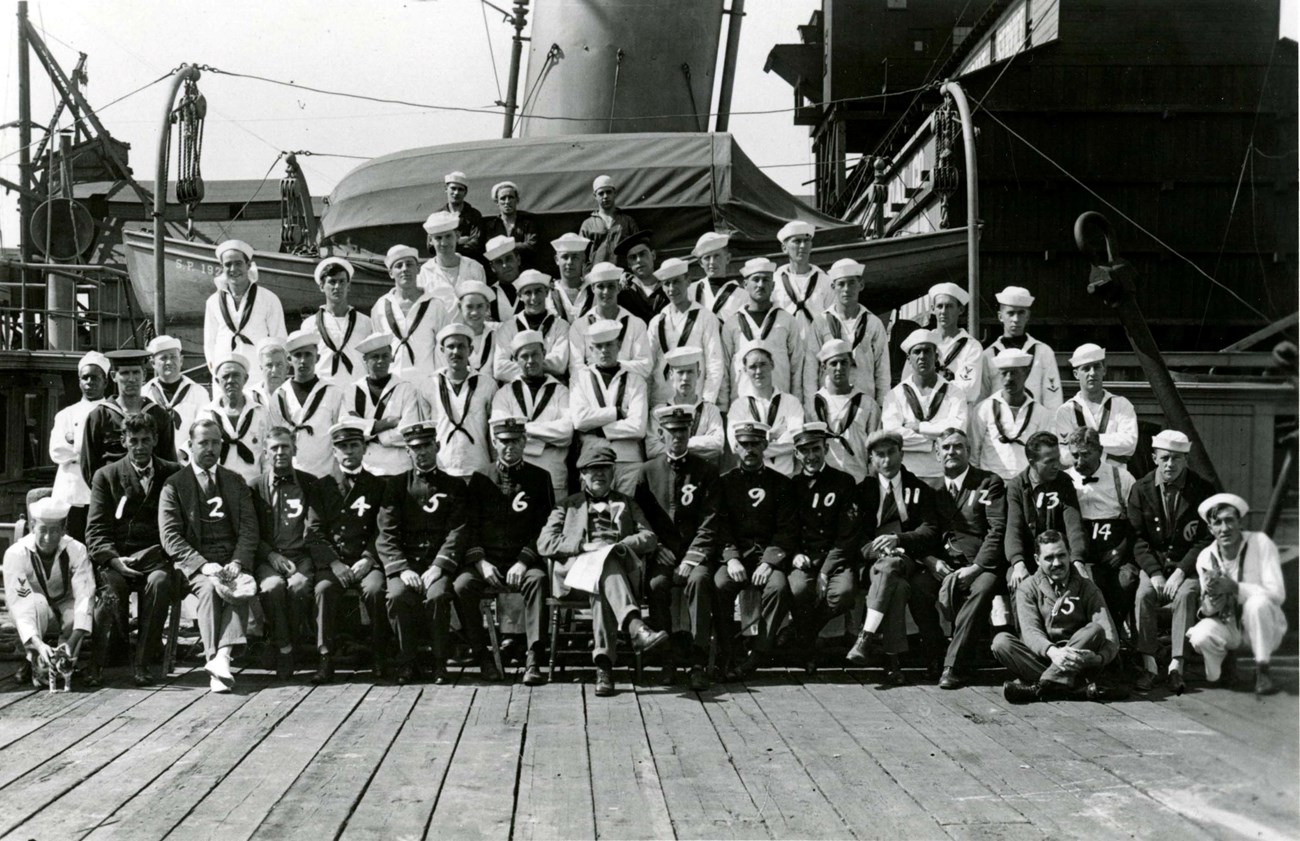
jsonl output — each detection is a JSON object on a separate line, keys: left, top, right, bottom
{"left": 537, "top": 441, "right": 666, "bottom": 697}
{"left": 3, "top": 498, "right": 96, "bottom": 688}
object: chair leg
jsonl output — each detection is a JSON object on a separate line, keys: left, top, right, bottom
{"left": 163, "top": 595, "right": 182, "bottom": 675}
{"left": 484, "top": 597, "right": 504, "bottom": 677}
{"left": 548, "top": 604, "right": 561, "bottom": 675}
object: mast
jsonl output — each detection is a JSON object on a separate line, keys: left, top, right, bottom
{"left": 714, "top": 0, "right": 746, "bottom": 133}
{"left": 17, "top": 1, "right": 32, "bottom": 351}
{"left": 153, "top": 65, "right": 202, "bottom": 336}
{"left": 501, "top": 0, "right": 529, "bottom": 139}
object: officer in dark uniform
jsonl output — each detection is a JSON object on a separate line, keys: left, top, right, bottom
{"left": 704, "top": 420, "right": 797, "bottom": 679}
{"left": 304, "top": 418, "right": 388, "bottom": 683}
{"left": 635, "top": 404, "right": 719, "bottom": 690}
{"left": 375, "top": 420, "right": 472, "bottom": 684}
{"left": 459, "top": 417, "right": 556, "bottom": 686}
{"left": 786, "top": 421, "right": 861, "bottom": 673}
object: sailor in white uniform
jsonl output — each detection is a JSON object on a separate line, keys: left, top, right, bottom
{"left": 370, "top": 244, "right": 455, "bottom": 400}
{"left": 49, "top": 351, "right": 109, "bottom": 540}
{"left": 727, "top": 340, "right": 805, "bottom": 476}
{"left": 568, "top": 262, "right": 652, "bottom": 381}
{"left": 491, "top": 329, "right": 574, "bottom": 497}
{"left": 645, "top": 346, "right": 726, "bottom": 464}
{"left": 311, "top": 257, "right": 372, "bottom": 388}
{"left": 722, "top": 258, "right": 811, "bottom": 410}
{"left": 970, "top": 348, "right": 1054, "bottom": 480}
{"left": 143, "top": 335, "right": 210, "bottom": 463}
{"left": 882, "top": 329, "right": 968, "bottom": 484}
{"left": 493, "top": 270, "right": 570, "bottom": 383}
{"left": 202, "top": 239, "right": 287, "bottom": 389}
{"left": 687, "top": 232, "right": 748, "bottom": 324}
{"left": 417, "top": 210, "right": 487, "bottom": 299}
{"left": 269, "top": 328, "right": 346, "bottom": 478}
{"left": 806, "top": 258, "right": 891, "bottom": 410}
{"left": 1055, "top": 343, "right": 1138, "bottom": 466}
{"left": 900, "top": 282, "right": 984, "bottom": 407}
{"left": 570, "top": 319, "right": 649, "bottom": 495}
{"left": 772, "top": 219, "right": 834, "bottom": 329}
{"left": 204, "top": 351, "right": 270, "bottom": 485}
{"left": 978, "top": 285, "right": 1062, "bottom": 411}
{"left": 810, "top": 339, "right": 880, "bottom": 483}
{"left": 547, "top": 232, "right": 595, "bottom": 321}
{"left": 453, "top": 280, "right": 500, "bottom": 376}
{"left": 647, "top": 257, "right": 724, "bottom": 406}
{"left": 430, "top": 323, "right": 497, "bottom": 478}
{"left": 344, "top": 333, "right": 428, "bottom": 476}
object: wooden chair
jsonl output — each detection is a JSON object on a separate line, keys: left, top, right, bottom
{"left": 544, "top": 558, "right": 644, "bottom": 682}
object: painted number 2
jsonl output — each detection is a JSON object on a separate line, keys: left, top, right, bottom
{"left": 206, "top": 496, "right": 225, "bottom": 520}
{"left": 748, "top": 487, "right": 766, "bottom": 507}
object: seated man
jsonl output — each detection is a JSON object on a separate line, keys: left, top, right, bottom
{"left": 645, "top": 347, "right": 725, "bottom": 465}
{"left": 994, "top": 530, "right": 1123, "bottom": 703}
{"left": 635, "top": 405, "right": 720, "bottom": 690}
{"left": 1129, "top": 430, "right": 1215, "bottom": 693}
{"left": 571, "top": 319, "right": 648, "bottom": 495}
{"left": 491, "top": 329, "right": 574, "bottom": 498}
{"left": 847, "top": 429, "right": 944, "bottom": 683}
{"left": 1187, "top": 493, "right": 1288, "bottom": 696}
{"left": 537, "top": 441, "right": 666, "bottom": 698}
{"left": 160, "top": 418, "right": 258, "bottom": 693}
{"left": 375, "top": 421, "right": 472, "bottom": 685}
{"left": 705, "top": 421, "right": 797, "bottom": 679}
{"left": 3, "top": 498, "right": 95, "bottom": 687}
{"left": 787, "top": 422, "right": 860, "bottom": 673}
{"left": 932, "top": 427, "right": 1008, "bottom": 690}
{"left": 304, "top": 419, "right": 388, "bottom": 683}
{"left": 250, "top": 427, "right": 317, "bottom": 679}
{"left": 459, "top": 417, "right": 556, "bottom": 686}
{"left": 1065, "top": 427, "right": 1138, "bottom": 636}
{"left": 85, "top": 412, "right": 181, "bottom": 686}
{"left": 1005, "top": 431, "right": 1087, "bottom": 596}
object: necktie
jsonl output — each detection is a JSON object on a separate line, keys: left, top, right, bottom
{"left": 200, "top": 469, "right": 217, "bottom": 500}
{"left": 138, "top": 466, "right": 153, "bottom": 495}
{"left": 947, "top": 480, "right": 958, "bottom": 498}
{"left": 1162, "top": 485, "right": 1178, "bottom": 527}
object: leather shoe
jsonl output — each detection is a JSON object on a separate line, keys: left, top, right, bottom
{"left": 312, "top": 654, "right": 335, "bottom": 685}
{"left": 629, "top": 624, "right": 669, "bottom": 654}
{"left": 395, "top": 663, "right": 419, "bottom": 686}
{"left": 522, "top": 664, "right": 547, "bottom": 686}
{"left": 83, "top": 664, "right": 104, "bottom": 688}
{"left": 882, "top": 665, "right": 907, "bottom": 686}
{"left": 1167, "top": 669, "right": 1185, "bottom": 696}
{"left": 925, "top": 658, "right": 943, "bottom": 681}
{"left": 846, "top": 630, "right": 881, "bottom": 666}
{"left": 594, "top": 665, "right": 616, "bottom": 697}
{"left": 1003, "top": 679, "right": 1040, "bottom": 704}
{"left": 688, "top": 665, "right": 711, "bottom": 692}
{"left": 479, "top": 654, "right": 503, "bottom": 682}
{"left": 1084, "top": 681, "right": 1130, "bottom": 702}
{"left": 938, "top": 667, "right": 963, "bottom": 690}
{"left": 1134, "top": 669, "right": 1156, "bottom": 693}
{"left": 132, "top": 665, "right": 154, "bottom": 687}
{"left": 1256, "top": 667, "right": 1279, "bottom": 696}
{"left": 275, "top": 650, "right": 294, "bottom": 681}
{"left": 432, "top": 666, "right": 452, "bottom": 686}
{"left": 732, "top": 651, "right": 766, "bottom": 680}
{"left": 658, "top": 663, "right": 679, "bottom": 687}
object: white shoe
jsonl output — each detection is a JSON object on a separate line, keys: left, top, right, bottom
{"left": 209, "top": 675, "right": 231, "bottom": 693}
{"left": 205, "top": 655, "right": 233, "bottom": 683}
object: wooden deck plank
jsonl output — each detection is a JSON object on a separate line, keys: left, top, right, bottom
{"left": 173, "top": 682, "right": 371, "bottom": 841}
{"left": 424, "top": 683, "right": 529, "bottom": 839}
{"left": 0, "top": 684, "right": 202, "bottom": 838}
{"left": 636, "top": 683, "right": 772, "bottom": 839}
{"left": 802, "top": 674, "right": 1032, "bottom": 829}
{"left": 702, "top": 679, "right": 854, "bottom": 839}
{"left": 340, "top": 687, "right": 476, "bottom": 841}
{"left": 255, "top": 685, "right": 421, "bottom": 839}
{"left": 742, "top": 671, "right": 951, "bottom": 840}
{"left": 513, "top": 682, "right": 596, "bottom": 840}
{"left": 0, "top": 686, "right": 38, "bottom": 711}
{"left": 11, "top": 690, "right": 253, "bottom": 840}
{"left": 587, "top": 684, "right": 674, "bottom": 840}
{"left": 81, "top": 685, "right": 312, "bottom": 841}
{"left": 1173, "top": 685, "right": 1300, "bottom": 755}
{"left": 0, "top": 686, "right": 102, "bottom": 750}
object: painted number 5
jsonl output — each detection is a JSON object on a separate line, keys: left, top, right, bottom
{"left": 748, "top": 487, "right": 766, "bottom": 508}
{"left": 423, "top": 493, "right": 448, "bottom": 513}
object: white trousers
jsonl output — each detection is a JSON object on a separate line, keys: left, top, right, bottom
{"left": 1187, "top": 593, "right": 1287, "bottom": 680}
{"left": 13, "top": 593, "right": 78, "bottom": 647}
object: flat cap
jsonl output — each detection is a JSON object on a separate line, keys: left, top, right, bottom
{"left": 106, "top": 349, "right": 151, "bottom": 368}
{"left": 577, "top": 440, "right": 617, "bottom": 468}
{"left": 866, "top": 428, "right": 905, "bottom": 452}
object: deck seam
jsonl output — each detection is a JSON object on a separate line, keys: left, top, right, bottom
{"left": 419, "top": 685, "right": 479, "bottom": 840}
{"left": 331, "top": 686, "right": 426, "bottom": 841}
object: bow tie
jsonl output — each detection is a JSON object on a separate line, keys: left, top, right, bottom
{"left": 418, "top": 471, "right": 439, "bottom": 485}
{"left": 1081, "top": 475, "right": 1100, "bottom": 485}
{"left": 667, "top": 457, "right": 687, "bottom": 473}
{"left": 272, "top": 473, "right": 293, "bottom": 488}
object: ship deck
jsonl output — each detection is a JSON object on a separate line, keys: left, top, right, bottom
{"left": 0, "top": 657, "right": 1294, "bottom": 840}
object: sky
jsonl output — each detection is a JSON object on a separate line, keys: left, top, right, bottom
{"left": 0, "top": 0, "right": 821, "bottom": 250}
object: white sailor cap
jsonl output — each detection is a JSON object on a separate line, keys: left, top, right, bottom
{"left": 356, "top": 334, "right": 394, "bottom": 356}
{"left": 992, "top": 348, "right": 1034, "bottom": 370}
{"left": 584, "top": 262, "right": 622, "bottom": 285}
{"left": 78, "top": 351, "right": 110, "bottom": 375}
{"left": 654, "top": 258, "right": 690, "bottom": 281}
{"left": 664, "top": 346, "right": 702, "bottom": 369}
{"left": 437, "top": 322, "right": 474, "bottom": 344}
{"left": 586, "top": 319, "right": 623, "bottom": 344}
{"left": 818, "top": 338, "right": 854, "bottom": 363}
{"left": 828, "top": 258, "right": 865, "bottom": 282}
{"left": 384, "top": 244, "right": 420, "bottom": 269}
{"left": 491, "top": 180, "right": 519, "bottom": 199}
{"left": 551, "top": 232, "right": 591, "bottom": 254}
{"left": 1198, "top": 492, "right": 1249, "bottom": 522}
{"left": 1151, "top": 429, "right": 1192, "bottom": 454}
{"left": 738, "top": 339, "right": 774, "bottom": 363}
{"left": 29, "top": 497, "right": 71, "bottom": 523}
{"left": 592, "top": 174, "right": 616, "bottom": 192}
{"left": 511, "top": 329, "right": 546, "bottom": 353}
{"left": 513, "top": 270, "right": 551, "bottom": 292}
{"left": 329, "top": 418, "right": 370, "bottom": 443}
{"left": 215, "top": 239, "right": 254, "bottom": 261}
{"left": 212, "top": 350, "right": 251, "bottom": 374}
{"left": 423, "top": 211, "right": 460, "bottom": 235}
{"left": 1070, "top": 343, "right": 1106, "bottom": 367}
{"left": 929, "top": 282, "right": 969, "bottom": 306}
{"left": 484, "top": 235, "right": 517, "bottom": 261}
{"left": 457, "top": 280, "right": 494, "bottom": 301}
{"left": 740, "top": 257, "right": 777, "bottom": 278}
{"left": 692, "top": 232, "right": 730, "bottom": 257}
{"left": 285, "top": 328, "right": 321, "bottom": 354}
{"left": 900, "top": 329, "right": 940, "bottom": 354}
{"left": 995, "top": 286, "right": 1035, "bottom": 308}
{"left": 314, "top": 256, "right": 355, "bottom": 286}
{"left": 777, "top": 220, "right": 815, "bottom": 242}
{"left": 147, "top": 335, "right": 183, "bottom": 355}
{"left": 444, "top": 170, "right": 468, "bottom": 187}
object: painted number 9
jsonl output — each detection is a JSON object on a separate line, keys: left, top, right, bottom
{"left": 748, "top": 487, "right": 766, "bottom": 507}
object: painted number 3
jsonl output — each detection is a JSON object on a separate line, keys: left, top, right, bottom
{"left": 748, "top": 487, "right": 766, "bottom": 507}
{"left": 511, "top": 492, "right": 529, "bottom": 512}
{"left": 423, "top": 493, "right": 448, "bottom": 513}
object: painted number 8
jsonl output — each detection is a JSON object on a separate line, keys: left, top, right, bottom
{"left": 748, "top": 487, "right": 766, "bottom": 507}
{"left": 680, "top": 484, "right": 696, "bottom": 507}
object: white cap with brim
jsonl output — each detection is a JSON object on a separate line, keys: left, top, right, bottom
{"left": 511, "top": 329, "right": 546, "bottom": 353}
{"left": 740, "top": 257, "right": 777, "bottom": 278}
{"left": 314, "top": 257, "right": 355, "bottom": 286}
{"left": 654, "top": 258, "right": 690, "bottom": 281}
{"left": 285, "top": 329, "right": 321, "bottom": 354}
{"left": 356, "top": 334, "right": 394, "bottom": 356}
{"left": 212, "top": 351, "right": 250, "bottom": 374}
{"left": 1198, "top": 492, "right": 1249, "bottom": 522}
{"left": 437, "top": 323, "right": 474, "bottom": 344}
{"left": 929, "top": 282, "right": 969, "bottom": 306}
{"left": 900, "top": 329, "right": 939, "bottom": 354}
{"left": 693, "top": 232, "right": 730, "bottom": 257}
{"left": 586, "top": 319, "right": 622, "bottom": 344}
{"left": 777, "top": 220, "right": 815, "bottom": 242}
{"left": 78, "top": 351, "right": 110, "bottom": 375}
{"left": 828, "top": 258, "right": 865, "bottom": 282}
{"left": 329, "top": 418, "right": 370, "bottom": 442}
{"left": 385, "top": 244, "right": 420, "bottom": 270}
{"left": 993, "top": 348, "right": 1034, "bottom": 370}
{"left": 551, "top": 233, "right": 591, "bottom": 254}
{"left": 29, "top": 498, "right": 71, "bottom": 523}
{"left": 423, "top": 211, "right": 460, "bottom": 235}
{"left": 995, "top": 286, "right": 1035, "bottom": 308}
{"left": 818, "top": 338, "right": 854, "bottom": 363}
{"left": 664, "top": 346, "right": 703, "bottom": 369}
{"left": 147, "top": 335, "right": 183, "bottom": 355}
{"left": 484, "top": 235, "right": 517, "bottom": 261}
{"left": 1151, "top": 429, "right": 1192, "bottom": 454}
{"left": 585, "top": 262, "right": 622, "bottom": 285}
{"left": 730, "top": 420, "right": 770, "bottom": 442}
{"left": 1070, "top": 343, "right": 1106, "bottom": 367}
{"left": 513, "top": 270, "right": 551, "bottom": 292}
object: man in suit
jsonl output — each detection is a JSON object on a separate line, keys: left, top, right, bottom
{"left": 787, "top": 422, "right": 860, "bottom": 673}
{"left": 85, "top": 412, "right": 181, "bottom": 686}
{"left": 995, "top": 530, "right": 1123, "bottom": 703}
{"left": 635, "top": 405, "right": 720, "bottom": 690}
{"left": 847, "top": 429, "right": 945, "bottom": 683}
{"left": 702, "top": 421, "right": 798, "bottom": 679}
{"left": 459, "top": 417, "right": 556, "bottom": 685}
{"left": 159, "top": 417, "right": 258, "bottom": 693}
{"left": 932, "top": 428, "right": 1008, "bottom": 689}
{"left": 250, "top": 427, "right": 317, "bottom": 679}
{"left": 1128, "top": 429, "right": 1215, "bottom": 693}
{"left": 537, "top": 441, "right": 666, "bottom": 697}
{"left": 305, "top": 419, "right": 389, "bottom": 683}
{"left": 1005, "top": 431, "right": 1087, "bottom": 596}
{"left": 375, "top": 420, "right": 472, "bottom": 685}
{"left": 81, "top": 349, "right": 177, "bottom": 487}
{"left": 3, "top": 498, "right": 96, "bottom": 687}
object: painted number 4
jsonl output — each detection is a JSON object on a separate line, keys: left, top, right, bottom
{"left": 1092, "top": 522, "right": 1112, "bottom": 540}
{"left": 350, "top": 496, "right": 371, "bottom": 516}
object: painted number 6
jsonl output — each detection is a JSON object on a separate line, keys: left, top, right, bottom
{"left": 511, "top": 491, "right": 529, "bottom": 512}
